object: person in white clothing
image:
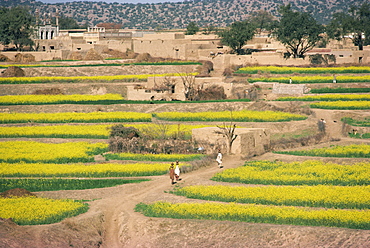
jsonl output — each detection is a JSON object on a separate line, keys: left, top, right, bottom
{"left": 216, "top": 149, "right": 223, "bottom": 168}
{"left": 174, "top": 160, "right": 180, "bottom": 181}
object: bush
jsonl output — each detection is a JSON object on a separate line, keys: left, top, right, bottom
{"left": 33, "top": 88, "right": 64, "bottom": 95}
{"left": 135, "top": 53, "right": 153, "bottom": 62}
{"left": 108, "top": 124, "right": 142, "bottom": 153}
{"left": 109, "top": 124, "right": 140, "bottom": 139}
{"left": 195, "top": 85, "right": 227, "bottom": 101}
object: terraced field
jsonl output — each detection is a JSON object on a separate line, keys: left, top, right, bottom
{"left": 0, "top": 62, "right": 369, "bottom": 248}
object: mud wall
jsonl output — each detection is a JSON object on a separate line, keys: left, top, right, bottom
{"left": 192, "top": 127, "right": 270, "bottom": 156}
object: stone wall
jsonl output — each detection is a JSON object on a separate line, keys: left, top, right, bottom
{"left": 272, "top": 83, "right": 309, "bottom": 95}
{"left": 192, "top": 127, "right": 270, "bottom": 156}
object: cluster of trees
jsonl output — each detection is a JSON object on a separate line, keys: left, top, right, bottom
{"left": 0, "top": 6, "right": 86, "bottom": 51}
{"left": 186, "top": 3, "right": 370, "bottom": 58}
{"left": 0, "top": 6, "right": 34, "bottom": 51}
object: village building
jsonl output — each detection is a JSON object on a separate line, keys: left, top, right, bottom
{"left": 0, "top": 12, "right": 369, "bottom": 104}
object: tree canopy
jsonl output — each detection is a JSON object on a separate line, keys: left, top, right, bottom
{"left": 218, "top": 20, "right": 256, "bottom": 55}
{"left": 327, "top": 2, "right": 370, "bottom": 50}
{"left": 272, "top": 4, "right": 324, "bottom": 58}
{"left": 0, "top": 6, "right": 34, "bottom": 51}
{"left": 185, "top": 22, "right": 200, "bottom": 35}
{"left": 249, "top": 10, "right": 276, "bottom": 34}
{"left": 202, "top": 25, "right": 216, "bottom": 35}
{"left": 58, "top": 16, "right": 82, "bottom": 29}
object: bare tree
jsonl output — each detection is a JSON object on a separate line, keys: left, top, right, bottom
{"left": 178, "top": 73, "right": 197, "bottom": 101}
{"left": 152, "top": 76, "right": 177, "bottom": 93}
{"left": 215, "top": 110, "right": 238, "bottom": 154}
{"left": 140, "top": 121, "right": 171, "bottom": 140}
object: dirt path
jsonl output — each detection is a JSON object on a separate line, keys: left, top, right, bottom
{"left": 93, "top": 151, "right": 370, "bottom": 248}
{"left": 100, "top": 155, "right": 245, "bottom": 247}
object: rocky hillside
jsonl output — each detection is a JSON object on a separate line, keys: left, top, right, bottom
{"left": 0, "top": 0, "right": 364, "bottom": 29}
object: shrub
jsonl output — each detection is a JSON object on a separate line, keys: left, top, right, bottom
{"left": 109, "top": 124, "right": 140, "bottom": 139}
{"left": 33, "top": 88, "right": 64, "bottom": 95}
{"left": 194, "top": 85, "right": 227, "bottom": 101}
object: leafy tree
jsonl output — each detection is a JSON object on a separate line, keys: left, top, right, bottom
{"left": 202, "top": 25, "right": 216, "bottom": 35}
{"left": 0, "top": 6, "right": 34, "bottom": 51}
{"left": 272, "top": 4, "right": 324, "bottom": 58}
{"left": 218, "top": 20, "right": 256, "bottom": 55}
{"left": 249, "top": 10, "right": 276, "bottom": 34}
{"left": 185, "top": 22, "right": 199, "bottom": 35}
{"left": 327, "top": 2, "right": 370, "bottom": 50}
{"left": 58, "top": 16, "right": 81, "bottom": 29}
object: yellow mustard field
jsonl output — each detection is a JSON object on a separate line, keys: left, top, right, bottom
{"left": 105, "top": 152, "right": 204, "bottom": 162}
{"left": 275, "top": 144, "right": 370, "bottom": 157}
{"left": 0, "top": 196, "right": 88, "bottom": 225}
{"left": 211, "top": 160, "right": 369, "bottom": 185}
{"left": 0, "top": 124, "right": 112, "bottom": 139}
{"left": 0, "top": 123, "right": 214, "bottom": 139}
{"left": 310, "top": 101, "right": 370, "bottom": 109}
{"left": 0, "top": 111, "right": 152, "bottom": 123}
{"left": 135, "top": 202, "right": 370, "bottom": 229}
{"left": 237, "top": 66, "right": 370, "bottom": 74}
{"left": 248, "top": 75, "right": 370, "bottom": 84}
{"left": 174, "top": 185, "right": 370, "bottom": 209}
{"left": 277, "top": 94, "right": 370, "bottom": 101}
{"left": 0, "top": 141, "right": 108, "bottom": 163}
{"left": 0, "top": 94, "right": 124, "bottom": 105}
{"left": 0, "top": 73, "right": 197, "bottom": 84}
{"left": 0, "top": 162, "right": 178, "bottom": 177}
{"left": 154, "top": 110, "right": 307, "bottom": 122}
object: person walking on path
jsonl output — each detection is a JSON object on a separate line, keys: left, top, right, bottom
{"left": 169, "top": 163, "right": 175, "bottom": 184}
{"left": 175, "top": 160, "right": 181, "bottom": 181}
{"left": 216, "top": 149, "right": 223, "bottom": 168}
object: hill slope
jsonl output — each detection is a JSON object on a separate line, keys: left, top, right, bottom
{"left": 0, "top": 0, "right": 365, "bottom": 29}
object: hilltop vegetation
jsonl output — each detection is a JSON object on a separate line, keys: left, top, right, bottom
{"left": 0, "top": 0, "right": 364, "bottom": 29}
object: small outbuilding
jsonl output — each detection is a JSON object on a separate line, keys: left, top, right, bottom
{"left": 192, "top": 127, "right": 270, "bottom": 157}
